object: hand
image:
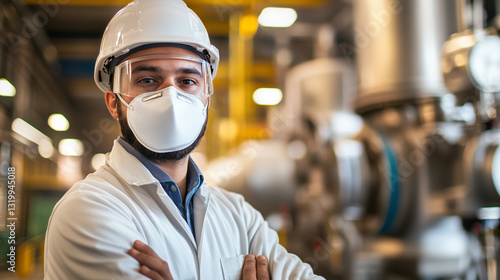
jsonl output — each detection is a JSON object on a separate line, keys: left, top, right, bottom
{"left": 242, "top": 254, "right": 270, "bottom": 280}
{"left": 128, "top": 240, "right": 174, "bottom": 280}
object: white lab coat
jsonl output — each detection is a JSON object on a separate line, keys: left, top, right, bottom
{"left": 45, "top": 140, "right": 324, "bottom": 280}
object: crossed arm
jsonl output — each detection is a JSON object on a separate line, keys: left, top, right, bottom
{"left": 128, "top": 240, "right": 270, "bottom": 280}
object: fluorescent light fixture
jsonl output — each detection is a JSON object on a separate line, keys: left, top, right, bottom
{"left": 59, "top": 139, "right": 84, "bottom": 157}
{"left": 91, "top": 153, "right": 106, "bottom": 171}
{"left": 478, "top": 207, "right": 500, "bottom": 220}
{"left": 38, "top": 138, "right": 54, "bottom": 159}
{"left": 12, "top": 118, "right": 51, "bottom": 145}
{"left": 12, "top": 118, "right": 54, "bottom": 158}
{"left": 0, "top": 78, "right": 16, "bottom": 97}
{"left": 258, "top": 7, "right": 297, "bottom": 28}
{"left": 48, "top": 114, "right": 70, "bottom": 131}
{"left": 253, "top": 88, "right": 283, "bottom": 106}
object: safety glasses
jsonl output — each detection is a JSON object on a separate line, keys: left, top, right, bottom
{"left": 112, "top": 53, "right": 213, "bottom": 101}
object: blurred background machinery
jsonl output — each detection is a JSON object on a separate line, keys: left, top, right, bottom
{"left": 0, "top": 0, "right": 500, "bottom": 279}
{"left": 288, "top": 0, "right": 500, "bottom": 279}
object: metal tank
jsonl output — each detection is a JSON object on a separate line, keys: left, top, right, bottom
{"left": 353, "top": 0, "right": 458, "bottom": 113}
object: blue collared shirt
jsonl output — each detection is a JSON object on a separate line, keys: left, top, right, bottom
{"left": 118, "top": 137, "right": 203, "bottom": 237}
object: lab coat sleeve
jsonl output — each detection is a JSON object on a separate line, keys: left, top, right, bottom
{"left": 44, "top": 182, "right": 147, "bottom": 280}
{"left": 239, "top": 196, "right": 326, "bottom": 280}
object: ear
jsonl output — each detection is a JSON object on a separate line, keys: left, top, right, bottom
{"left": 104, "top": 91, "right": 119, "bottom": 119}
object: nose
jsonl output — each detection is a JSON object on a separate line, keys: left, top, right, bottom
{"left": 158, "top": 77, "right": 176, "bottom": 91}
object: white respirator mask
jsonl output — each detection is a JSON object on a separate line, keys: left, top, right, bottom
{"left": 113, "top": 53, "right": 213, "bottom": 153}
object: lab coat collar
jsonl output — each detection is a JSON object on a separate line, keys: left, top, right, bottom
{"left": 107, "top": 140, "right": 213, "bottom": 249}
{"left": 106, "top": 139, "right": 158, "bottom": 186}
{"left": 117, "top": 137, "right": 174, "bottom": 184}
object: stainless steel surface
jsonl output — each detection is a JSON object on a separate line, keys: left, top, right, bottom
{"left": 441, "top": 28, "right": 499, "bottom": 105}
{"left": 353, "top": 0, "right": 458, "bottom": 113}
{"left": 468, "top": 131, "right": 500, "bottom": 210}
{"left": 284, "top": 58, "right": 356, "bottom": 138}
{"left": 441, "top": 30, "right": 478, "bottom": 105}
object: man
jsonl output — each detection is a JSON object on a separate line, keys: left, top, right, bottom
{"left": 44, "top": 0, "right": 325, "bottom": 279}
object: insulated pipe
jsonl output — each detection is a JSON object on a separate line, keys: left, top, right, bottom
{"left": 352, "top": 0, "right": 459, "bottom": 113}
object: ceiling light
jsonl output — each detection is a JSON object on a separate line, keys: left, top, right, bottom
{"left": 258, "top": 7, "right": 297, "bottom": 28}
{"left": 91, "top": 153, "right": 106, "bottom": 171}
{"left": 253, "top": 88, "right": 283, "bottom": 106}
{"left": 38, "top": 138, "right": 54, "bottom": 159}
{"left": 59, "top": 139, "right": 84, "bottom": 157}
{"left": 12, "top": 118, "right": 51, "bottom": 145}
{"left": 48, "top": 114, "right": 70, "bottom": 131}
{"left": 11, "top": 118, "right": 54, "bottom": 158}
{"left": 478, "top": 207, "right": 500, "bottom": 220}
{"left": 0, "top": 78, "right": 16, "bottom": 97}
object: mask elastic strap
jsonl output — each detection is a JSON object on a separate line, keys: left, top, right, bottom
{"left": 202, "top": 96, "right": 210, "bottom": 116}
{"left": 115, "top": 93, "right": 131, "bottom": 108}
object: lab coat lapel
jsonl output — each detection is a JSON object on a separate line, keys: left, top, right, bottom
{"left": 106, "top": 140, "right": 157, "bottom": 186}
{"left": 194, "top": 185, "right": 211, "bottom": 243}
{"left": 107, "top": 141, "right": 198, "bottom": 249}
{"left": 153, "top": 186, "right": 198, "bottom": 248}
{"left": 193, "top": 185, "right": 211, "bottom": 272}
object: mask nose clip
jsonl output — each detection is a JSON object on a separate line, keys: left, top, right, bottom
{"left": 176, "top": 93, "right": 193, "bottom": 104}
{"left": 142, "top": 91, "right": 163, "bottom": 102}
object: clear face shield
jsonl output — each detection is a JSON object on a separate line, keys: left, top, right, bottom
{"left": 112, "top": 53, "right": 213, "bottom": 103}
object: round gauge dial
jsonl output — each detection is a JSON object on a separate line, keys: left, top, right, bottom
{"left": 469, "top": 36, "right": 500, "bottom": 92}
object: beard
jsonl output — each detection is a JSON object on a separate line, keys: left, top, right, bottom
{"left": 116, "top": 97, "right": 208, "bottom": 163}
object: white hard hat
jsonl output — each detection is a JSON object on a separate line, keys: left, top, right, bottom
{"left": 94, "top": 0, "right": 220, "bottom": 93}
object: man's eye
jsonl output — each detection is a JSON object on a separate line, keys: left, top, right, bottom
{"left": 137, "top": 78, "right": 156, "bottom": 84}
{"left": 180, "top": 79, "right": 197, "bottom": 85}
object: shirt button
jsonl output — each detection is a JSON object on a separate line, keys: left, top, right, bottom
{"left": 170, "top": 185, "right": 177, "bottom": 192}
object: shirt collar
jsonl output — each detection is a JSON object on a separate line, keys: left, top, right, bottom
{"left": 187, "top": 155, "right": 204, "bottom": 193}
{"left": 117, "top": 137, "right": 204, "bottom": 190}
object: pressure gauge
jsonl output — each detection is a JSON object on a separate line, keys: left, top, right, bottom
{"left": 468, "top": 36, "right": 500, "bottom": 92}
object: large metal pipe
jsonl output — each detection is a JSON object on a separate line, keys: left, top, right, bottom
{"left": 353, "top": 0, "right": 459, "bottom": 113}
